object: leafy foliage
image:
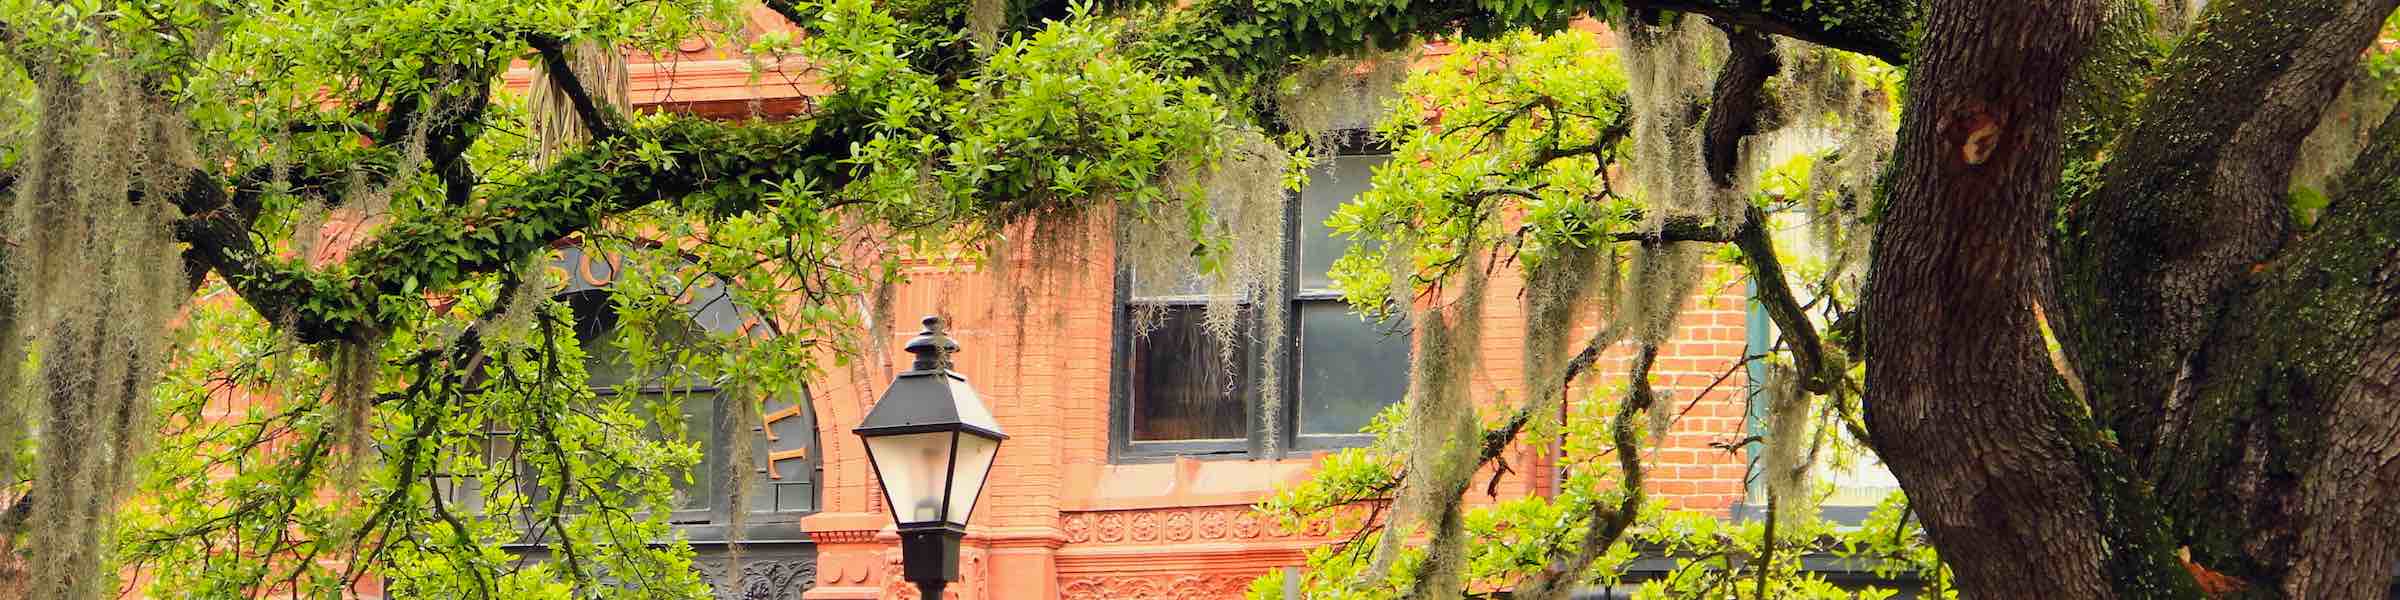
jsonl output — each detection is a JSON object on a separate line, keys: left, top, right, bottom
{"left": 2, "top": 0, "right": 1258, "bottom": 597}
{"left": 1325, "top": 29, "right": 1637, "bottom": 311}
{"left": 1245, "top": 16, "right": 1925, "bottom": 600}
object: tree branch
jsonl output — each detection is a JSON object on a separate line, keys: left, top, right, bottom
{"left": 528, "top": 35, "right": 624, "bottom": 141}
{"left": 1603, "top": 214, "right": 1739, "bottom": 243}
{"left": 186, "top": 118, "right": 841, "bottom": 344}
{"left": 2148, "top": 100, "right": 2400, "bottom": 595}
{"left": 1477, "top": 321, "right": 1631, "bottom": 467}
{"left": 1736, "top": 205, "right": 1833, "bottom": 394}
{"left": 1632, "top": 0, "right": 1917, "bottom": 65}
{"left": 1701, "top": 26, "right": 1780, "bottom": 187}
{"left": 1693, "top": 22, "right": 1834, "bottom": 395}
{"left": 1866, "top": 0, "right": 2199, "bottom": 595}
{"left": 1130, "top": 0, "right": 1917, "bottom": 102}
{"left": 1509, "top": 342, "right": 1658, "bottom": 600}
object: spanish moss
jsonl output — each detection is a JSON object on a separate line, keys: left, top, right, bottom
{"left": 5, "top": 60, "right": 194, "bottom": 600}
{"left": 1119, "top": 129, "right": 1294, "bottom": 448}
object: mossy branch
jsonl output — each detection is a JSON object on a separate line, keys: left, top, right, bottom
{"left": 2146, "top": 101, "right": 2400, "bottom": 593}
{"left": 1736, "top": 206, "right": 1835, "bottom": 394}
{"left": 1701, "top": 27, "right": 1780, "bottom": 187}
{"left": 1702, "top": 22, "right": 1834, "bottom": 395}
{"left": 183, "top": 118, "right": 844, "bottom": 344}
{"left": 1636, "top": 0, "right": 1917, "bottom": 64}
{"left": 1509, "top": 342, "right": 1657, "bottom": 600}
{"left": 1130, "top": 0, "right": 1917, "bottom": 103}
{"left": 529, "top": 35, "right": 625, "bottom": 141}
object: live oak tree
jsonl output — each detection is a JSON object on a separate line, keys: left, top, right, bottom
{"left": 0, "top": 0, "right": 1257, "bottom": 597}
{"left": 1204, "top": 0, "right": 2400, "bottom": 599}
{"left": 2, "top": 2, "right": 2399, "bottom": 600}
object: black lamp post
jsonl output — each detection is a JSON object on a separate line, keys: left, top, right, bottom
{"left": 856, "top": 316, "right": 1007, "bottom": 599}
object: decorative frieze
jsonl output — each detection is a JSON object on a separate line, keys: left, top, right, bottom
{"left": 692, "top": 556, "right": 818, "bottom": 600}
{"left": 1058, "top": 573, "right": 1260, "bottom": 600}
{"left": 1057, "top": 504, "right": 1373, "bottom": 545}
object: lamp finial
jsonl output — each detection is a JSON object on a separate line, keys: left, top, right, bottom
{"left": 904, "top": 315, "right": 959, "bottom": 371}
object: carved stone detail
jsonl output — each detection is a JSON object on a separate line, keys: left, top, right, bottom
{"left": 1057, "top": 505, "right": 1377, "bottom": 546}
{"left": 1062, "top": 514, "right": 1093, "bottom": 543}
{"left": 877, "top": 546, "right": 987, "bottom": 599}
{"left": 812, "top": 529, "right": 882, "bottom": 544}
{"left": 692, "top": 557, "right": 818, "bottom": 600}
{"left": 1229, "top": 512, "right": 1262, "bottom": 539}
{"left": 1192, "top": 509, "right": 1227, "bottom": 540}
{"left": 1160, "top": 512, "right": 1192, "bottom": 542}
{"left": 1128, "top": 512, "right": 1159, "bottom": 542}
{"left": 1094, "top": 513, "right": 1126, "bottom": 543}
{"left": 1058, "top": 573, "right": 1260, "bottom": 600}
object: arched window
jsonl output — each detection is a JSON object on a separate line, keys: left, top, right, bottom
{"left": 551, "top": 247, "right": 823, "bottom": 524}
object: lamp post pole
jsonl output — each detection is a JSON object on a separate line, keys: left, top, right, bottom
{"left": 854, "top": 316, "right": 1006, "bottom": 600}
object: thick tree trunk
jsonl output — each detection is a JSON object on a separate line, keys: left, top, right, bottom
{"left": 1864, "top": 0, "right": 2199, "bottom": 597}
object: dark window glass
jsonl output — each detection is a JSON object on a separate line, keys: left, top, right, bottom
{"left": 1293, "top": 153, "right": 1408, "bottom": 441}
{"left": 1297, "top": 155, "right": 1389, "bottom": 291}
{"left": 566, "top": 290, "right": 719, "bottom": 514}
{"left": 1115, "top": 147, "right": 1409, "bottom": 457}
{"left": 1127, "top": 305, "right": 1250, "bottom": 442}
{"left": 1294, "top": 301, "right": 1410, "bottom": 437}
{"left": 623, "top": 390, "right": 719, "bottom": 511}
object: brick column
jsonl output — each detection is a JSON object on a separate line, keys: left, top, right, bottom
{"left": 802, "top": 512, "right": 893, "bottom": 599}
{"left": 981, "top": 527, "right": 1065, "bottom": 600}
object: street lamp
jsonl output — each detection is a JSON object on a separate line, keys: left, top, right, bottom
{"left": 856, "top": 316, "right": 1007, "bottom": 599}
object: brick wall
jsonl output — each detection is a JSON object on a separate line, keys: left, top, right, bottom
{"left": 801, "top": 213, "right": 1761, "bottom": 599}
{"left": 127, "top": 16, "right": 1759, "bottom": 598}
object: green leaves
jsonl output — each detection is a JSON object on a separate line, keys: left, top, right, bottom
{"left": 1320, "top": 29, "right": 1633, "bottom": 313}
{"left": 2290, "top": 184, "right": 2332, "bottom": 230}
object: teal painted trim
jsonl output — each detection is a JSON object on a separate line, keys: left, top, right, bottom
{"left": 1742, "top": 278, "right": 1773, "bottom": 504}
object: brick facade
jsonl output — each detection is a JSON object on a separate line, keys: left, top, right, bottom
{"left": 144, "top": 12, "right": 1764, "bottom": 598}
{"left": 796, "top": 220, "right": 1758, "bottom": 598}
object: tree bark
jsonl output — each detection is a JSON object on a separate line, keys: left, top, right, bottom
{"left": 1865, "top": 0, "right": 2198, "bottom": 597}
{"left": 2060, "top": 0, "right": 2399, "bottom": 468}
{"left": 2146, "top": 106, "right": 2400, "bottom": 598}
{"left": 2033, "top": 0, "right": 2400, "bottom": 593}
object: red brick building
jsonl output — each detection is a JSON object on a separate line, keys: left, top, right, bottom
{"left": 247, "top": 9, "right": 1862, "bottom": 599}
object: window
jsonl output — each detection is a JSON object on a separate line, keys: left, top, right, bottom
{"left": 443, "top": 248, "right": 822, "bottom": 531}
{"left": 564, "top": 289, "right": 725, "bottom": 519}
{"left": 1113, "top": 147, "right": 1411, "bottom": 459}
{"left": 1288, "top": 155, "right": 1412, "bottom": 448}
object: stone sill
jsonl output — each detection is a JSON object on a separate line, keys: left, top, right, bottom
{"left": 1062, "top": 453, "right": 1337, "bottom": 512}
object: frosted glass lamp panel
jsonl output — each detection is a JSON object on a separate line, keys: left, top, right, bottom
{"left": 865, "top": 431, "right": 954, "bottom": 524}
{"left": 946, "top": 433, "right": 1001, "bottom": 524}
{"left": 947, "top": 378, "right": 1001, "bottom": 433}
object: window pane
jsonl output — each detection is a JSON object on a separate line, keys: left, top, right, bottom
{"left": 750, "top": 397, "right": 820, "bottom": 513}
{"left": 631, "top": 391, "right": 718, "bottom": 512}
{"left": 1298, "top": 154, "right": 1390, "bottom": 292}
{"left": 1127, "top": 305, "right": 1250, "bottom": 442}
{"left": 504, "top": 391, "right": 716, "bottom": 516}
{"left": 1296, "top": 301, "right": 1409, "bottom": 436}
{"left": 1128, "top": 258, "right": 1211, "bottom": 298}
{"left": 567, "top": 290, "right": 713, "bottom": 389}
{"left": 566, "top": 289, "right": 721, "bottom": 514}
